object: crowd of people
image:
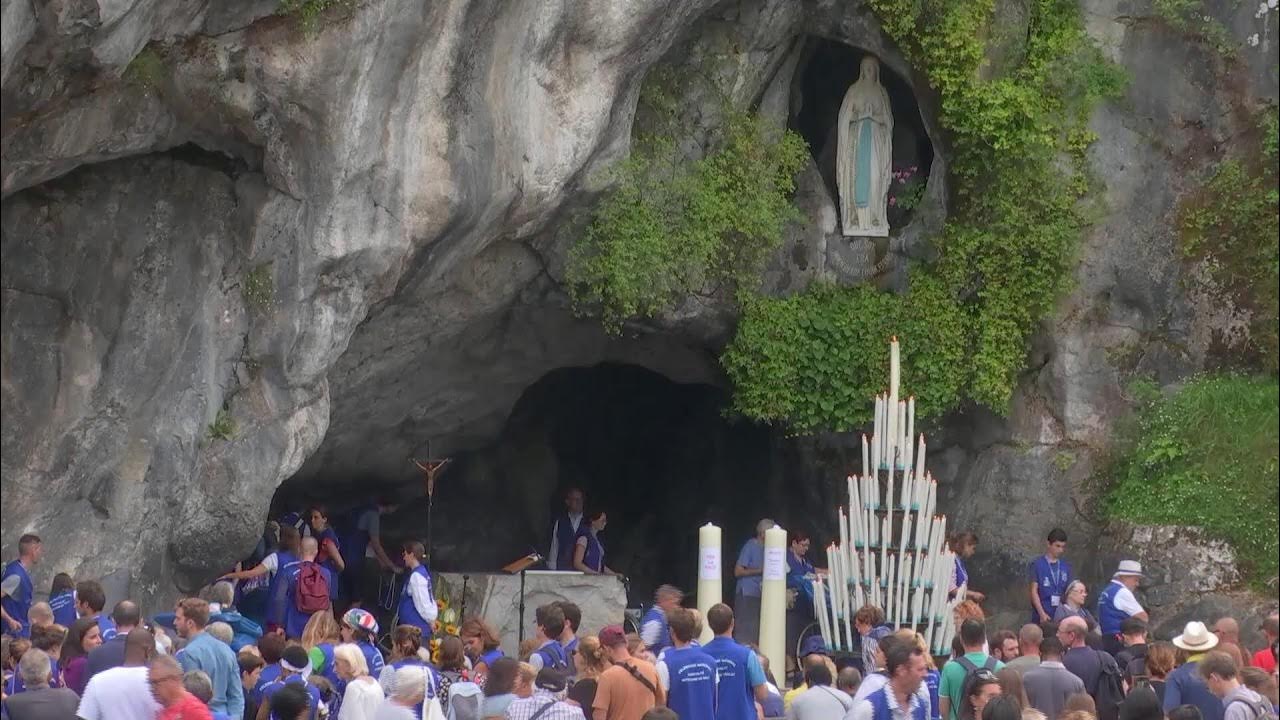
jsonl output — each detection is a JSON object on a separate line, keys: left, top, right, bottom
{"left": 2, "top": 506, "right": 1278, "bottom": 720}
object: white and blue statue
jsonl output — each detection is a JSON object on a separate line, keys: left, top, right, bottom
{"left": 837, "top": 56, "right": 894, "bottom": 237}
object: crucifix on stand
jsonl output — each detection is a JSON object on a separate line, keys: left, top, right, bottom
{"left": 411, "top": 448, "right": 451, "bottom": 566}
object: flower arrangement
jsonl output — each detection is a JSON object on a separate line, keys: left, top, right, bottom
{"left": 888, "top": 165, "right": 926, "bottom": 212}
{"left": 428, "top": 574, "right": 463, "bottom": 663}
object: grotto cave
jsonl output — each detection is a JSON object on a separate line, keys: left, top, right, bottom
{"left": 1, "top": 0, "right": 1275, "bottom": 647}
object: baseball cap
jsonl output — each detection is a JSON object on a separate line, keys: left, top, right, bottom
{"left": 599, "top": 625, "right": 627, "bottom": 648}
{"left": 800, "top": 635, "right": 829, "bottom": 657}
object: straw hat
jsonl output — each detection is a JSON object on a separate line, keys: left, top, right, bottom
{"left": 1172, "top": 621, "right": 1219, "bottom": 652}
{"left": 1113, "top": 560, "right": 1144, "bottom": 578}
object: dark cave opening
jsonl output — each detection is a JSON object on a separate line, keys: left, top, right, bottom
{"left": 273, "top": 363, "right": 840, "bottom": 605}
{"left": 791, "top": 38, "right": 935, "bottom": 230}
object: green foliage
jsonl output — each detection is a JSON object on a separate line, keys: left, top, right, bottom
{"left": 207, "top": 409, "right": 236, "bottom": 441}
{"left": 1152, "top": 0, "right": 1238, "bottom": 59}
{"left": 279, "top": 0, "right": 355, "bottom": 33}
{"left": 1053, "top": 451, "right": 1076, "bottom": 471}
{"left": 566, "top": 86, "right": 809, "bottom": 329}
{"left": 726, "top": 0, "right": 1126, "bottom": 430}
{"left": 1177, "top": 106, "right": 1280, "bottom": 372}
{"left": 721, "top": 276, "right": 968, "bottom": 431}
{"left": 243, "top": 262, "right": 274, "bottom": 312}
{"left": 1106, "top": 374, "right": 1279, "bottom": 585}
{"left": 125, "top": 47, "right": 165, "bottom": 93}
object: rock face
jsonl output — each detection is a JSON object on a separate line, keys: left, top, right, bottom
{"left": 1, "top": 0, "right": 1276, "bottom": 626}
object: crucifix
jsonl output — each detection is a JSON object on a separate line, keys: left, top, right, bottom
{"left": 411, "top": 446, "right": 451, "bottom": 565}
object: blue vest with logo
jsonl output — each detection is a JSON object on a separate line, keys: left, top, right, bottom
{"left": 536, "top": 640, "right": 570, "bottom": 671}
{"left": 664, "top": 646, "right": 718, "bottom": 720}
{"left": 553, "top": 512, "right": 580, "bottom": 571}
{"left": 704, "top": 636, "right": 756, "bottom": 720}
{"left": 1, "top": 560, "right": 33, "bottom": 638}
{"left": 49, "top": 590, "right": 77, "bottom": 628}
{"left": 399, "top": 564, "right": 436, "bottom": 638}
{"left": 359, "top": 639, "right": 385, "bottom": 677}
{"left": 641, "top": 606, "right": 672, "bottom": 656}
{"left": 266, "top": 551, "right": 299, "bottom": 626}
{"left": 868, "top": 685, "right": 929, "bottom": 720}
{"left": 575, "top": 526, "right": 605, "bottom": 573}
{"left": 1096, "top": 580, "right": 1130, "bottom": 635}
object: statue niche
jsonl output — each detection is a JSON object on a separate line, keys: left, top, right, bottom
{"left": 837, "top": 56, "right": 893, "bottom": 237}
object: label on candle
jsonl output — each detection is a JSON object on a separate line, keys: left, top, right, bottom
{"left": 699, "top": 547, "right": 721, "bottom": 580}
{"left": 763, "top": 547, "right": 786, "bottom": 581}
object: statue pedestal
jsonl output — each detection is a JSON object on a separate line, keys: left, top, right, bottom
{"left": 439, "top": 571, "right": 627, "bottom": 656}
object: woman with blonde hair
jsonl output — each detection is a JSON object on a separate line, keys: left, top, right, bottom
{"left": 334, "top": 642, "right": 385, "bottom": 720}
{"left": 301, "top": 608, "right": 343, "bottom": 688}
{"left": 567, "top": 635, "right": 611, "bottom": 709}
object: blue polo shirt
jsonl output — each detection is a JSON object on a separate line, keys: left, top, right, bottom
{"left": 736, "top": 538, "right": 765, "bottom": 597}
{"left": 1028, "top": 555, "right": 1072, "bottom": 620}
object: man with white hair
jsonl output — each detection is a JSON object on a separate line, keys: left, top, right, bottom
{"left": 374, "top": 664, "right": 430, "bottom": 720}
{"left": 734, "top": 518, "right": 775, "bottom": 645}
{"left": 505, "top": 668, "right": 586, "bottom": 720}
{"left": 1096, "top": 561, "right": 1148, "bottom": 655}
{"left": 3, "top": 647, "right": 80, "bottom": 716}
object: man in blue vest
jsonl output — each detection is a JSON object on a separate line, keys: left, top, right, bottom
{"left": 657, "top": 607, "right": 718, "bottom": 720}
{"left": 1028, "top": 528, "right": 1072, "bottom": 625}
{"left": 1, "top": 534, "right": 42, "bottom": 638}
{"left": 548, "top": 487, "right": 586, "bottom": 571}
{"left": 529, "top": 604, "right": 571, "bottom": 672}
{"left": 848, "top": 638, "right": 930, "bottom": 720}
{"left": 398, "top": 540, "right": 438, "bottom": 639}
{"left": 1096, "top": 561, "right": 1148, "bottom": 656}
{"left": 640, "top": 585, "right": 684, "bottom": 658}
{"left": 703, "top": 603, "right": 768, "bottom": 720}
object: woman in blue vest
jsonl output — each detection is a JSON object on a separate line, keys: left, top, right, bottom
{"left": 398, "top": 541, "right": 438, "bottom": 639}
{"left": 340, "top": 608, "right": 385, "bottom": 679}
{"left": 308, "top": 506, "right": 346, "bottom": 577}
{"left": 0, "top": 534, "right": 41, "bottom": 638}
{"left": 460, "top": 618, "right": 504, "bottom": 685}
{"left": 379, "top": 625, "right": 440, "bottom": 720}
{"left": 48, "top": 573, "right": 77, "bottom": 629}
{"left": 221, "top": 526, "right": 301, "bottom": 633}
{"left": 1052, "top": 580, "right": 1098, "bottom": 630}
{"left": 948, "top": 532, "right": 985, "bottom": 603}
{"left": 572, "top": 510, "right": 617, "bottom": 576}
{"left": 786, "top": 531, "right": 817, "bottom": 669}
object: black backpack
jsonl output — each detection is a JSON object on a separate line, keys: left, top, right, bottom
{"left": 956, "top": 655, "right": 999, "bottom": 708}
{"left": 1227, "top": 696, "right": 1280, "bottom": 720}
{"left": 1092, "top": 649, "right": 1125, "bottom": 720}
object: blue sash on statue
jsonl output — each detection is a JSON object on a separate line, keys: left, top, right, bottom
{"left": 855, "top": 116, "right": 874, "bottom": 208}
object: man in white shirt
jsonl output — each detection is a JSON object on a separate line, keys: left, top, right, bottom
{"left": 76, "top": 627, "right": 162, "bottom": 720}
{"left": 548, "top": 488, "right": 585, "bottom": 571}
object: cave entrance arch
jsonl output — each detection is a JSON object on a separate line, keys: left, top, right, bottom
{"left": 430, "top": 363, "right": 789, "bottom": 605}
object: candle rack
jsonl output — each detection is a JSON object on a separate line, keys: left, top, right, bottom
{"left": 811, "top": 337, "right": 964, "bottom": 657}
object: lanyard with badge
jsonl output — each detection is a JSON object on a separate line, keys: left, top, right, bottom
{"left": 1047, "top": 560, "right": 1063, "bottom": 607}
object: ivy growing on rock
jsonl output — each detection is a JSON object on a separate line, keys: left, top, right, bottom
{"left": 566, "top": 72, "right": 809, "bottom": 330}
{"left": 1178, "top": 105, "right": 1280, "bottom": 372}
{"left": 725, "top": 0, "right": 1126, "bottom": 429}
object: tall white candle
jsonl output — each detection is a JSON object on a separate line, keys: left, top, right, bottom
{"left": 907, "top": 396, "right": 915, "bottom": 460}
{"left": 696, "top": 523, "right": 722, "bottom": 644}
{"left": 759, "top": 526, "right": 787, "bottom": 675}
{"left": 890, "top": 336, "right": 901, "bottom": 400}
{"left": 861, "top": 435, "right": 870, "bottom": 480}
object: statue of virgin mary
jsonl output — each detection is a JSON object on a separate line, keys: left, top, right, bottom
{"left": 837, "top": 56, "right": 893, "bottom": 237}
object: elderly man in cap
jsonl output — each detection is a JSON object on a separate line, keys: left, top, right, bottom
{"left": 506, "top": 668, "right": 586, "bottom": 720}
{"left": 784, "top": 636, "right": 840, "bottom": 710}
{"left": 1096, "top": 561, "right": 1148, "bottom": 655}
{"left": 1164, "top": 621, "right": 1225, "bottom": 720}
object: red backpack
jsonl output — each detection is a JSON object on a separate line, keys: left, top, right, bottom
{"left": 295, "top": 561, "right": 330, "bottom": 614}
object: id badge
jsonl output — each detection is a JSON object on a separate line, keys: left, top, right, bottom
{"left": 1051, "top": 595, "right": 1061, "bottom": 607}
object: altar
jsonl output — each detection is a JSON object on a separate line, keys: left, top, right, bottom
{"left": 437, "top": 571, "right": 628, "bottom": 657}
